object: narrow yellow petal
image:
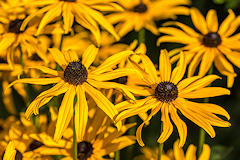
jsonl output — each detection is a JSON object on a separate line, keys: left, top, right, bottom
{"left": 190, "top": 8, "right": 208, "bottom": 34}
{"left": 187, "top": 48, "right": 205, "bottom": 77}
{"left": 62, "top": 3, "right": 74, "bottom": 34}
{"left": 159, "top": 49, "right": 171, "bottom": 81}
{"left": 82, "top": 44, "right": 99, "bottom": 69}
{"left": 3, "top": 141, "right": 16, "bottom": 160}
{"left": 48, "top": 48, "right": 68, "bottom": 69}
{"left": 185, "top": 144, "right": 197, "bottom": 160}
{"left": 173, "top": 140, "right": 185, "bottom": 160}
{"left": 83, "top": 82, "right": 122, "bottom": 130}
{"left": 27, "top": 66, "right": 59, "bottom": 76}
{"left": 169, "top": 107, "right": 187, "bottom": 147}
{"left": 54, "top": 85, "right": 75, "bottom": 142}
{"left": 218, "top": 9, "right": 235, "bottom": 36}
{"left": 180, "top": 87, "right": 230, "bottom": 99}
{"left": 36, "top": 3, "right": 63, "bottom": 35}
{"left": 206, "top": 9, "right": 218, "bottom": 32}
{"left": 198, "top": 144, "right": 211, "bottom": 160}
{"left": 157, "top": 103, "right": 173, "bottom": 144}
{"left": 75, "top": 85, "right": 88, "bottom": 141}
{"left": 171, "top": 51, "right": 186, "bottom": 84}
{"left": 198, "top": 48, "right": 215, "bottom": 76}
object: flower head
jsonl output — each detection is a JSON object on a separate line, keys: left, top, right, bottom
{"left": 116, "top": 49, "right": 230, "bottom": 147}
{"left": 157, "top": 8, "right": 240, "bottom": 88}
{"left": 106, "top": 0, "right": 190, "bottom": 37}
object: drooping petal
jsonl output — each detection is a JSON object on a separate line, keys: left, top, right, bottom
{"left": 169, "top": 106, "right": 187, "bottom": 147}
{"left": 157, "top": 103, "right": 173, "bottom": 144}
{"left": 62, "top": 2, "right": 74, "bottom": 34}
{"left": 83, "top": 82, "right": 122, "bottom": 130}
{"left": 75, "top": 85, "right": 88, "bottom": 141}
{"left": 218, "top": 9, "right": 236, "bottom": 36}
{"left": 198, "top": 48, "right": 215, "bottom": 77}
{"left": 54, "top": 85, "right": 76, "bottom": 142}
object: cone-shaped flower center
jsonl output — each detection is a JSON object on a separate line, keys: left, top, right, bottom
{"left": 64, "top": 61, "right": 88, "bottom": 85}
{"left": 31, "top": 54, "right": 42, "bottom": 61}
{"left": 29, "top": 140, "right": 43, "bottom": 150}
{"left": 155, "top": 82, "right": 178, "bottom": 103}
{"left": 134, "top": 3, "right": 148, "bottom": 13}
{"left": 202, "top": 32, "right": 221, "bottom": 47}
{"left": 60, "top": 0, "right": 76, "bottom": 2}
{"left": 111, "top": 76, "right": 128, "bottom": 84}
{"left": 9, "top": 19, "right": 24, "bottom": 34}
{"left": 77, "top": 141, "right": 93, "bottom": 160}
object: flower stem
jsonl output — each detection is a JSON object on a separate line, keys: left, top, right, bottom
{"left": 115, "top": 150, "right": 120, "bottom": 160}
{"left": 73, "top": 112, "right": 77, "bottom": 160}
{"left": 138, "top": 27, "right": 145, "bottom": 44}
{"left": 197, "top": 65, "right": 213, "bottom": 157}
{"left": 127, "top": 115, "right": 137, "bottom": 160}
{"left": 158, "top": 121, "right": 164, "bottom": 160}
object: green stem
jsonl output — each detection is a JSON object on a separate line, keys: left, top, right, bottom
{"left": 197, "top": 65, "right": 213, "bottom": 157}
{"left": 73, "top": 112, "right": 77, "bottom": 160}
{"left": 158, "top": 121, "right": 164, "bottom": 160}
{"left": 115, "top": 150, "right": 120, "bottom": 160}
{"left": 138, "top": 27, "right": 145, "bottom": 44}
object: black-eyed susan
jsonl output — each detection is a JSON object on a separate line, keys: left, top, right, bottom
{"left": 18, "top": 0, "right": 122, "bottom": 46}
{"left": 157, "top": 7, "right": 240, "bottom": 88}
{"left": 27, "top": 108, "right": 136, "bottom": 160}
{"left": 0, "top": 2, "right": 50, "bottom": 69}
{"left": 115, "top": 49, "right": 231, "bottom": 147}
{"left": 134, "top": 139, "right": 210, "bottom": 160}
{"left": 6, "top": 44, "right": 141, "bottom": 142}
{"left": 106, "top": 0, "right": 190, "bottom": 37}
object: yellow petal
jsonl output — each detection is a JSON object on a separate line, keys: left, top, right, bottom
{"left": 171, "top": 51, "right": 186, "bottom": 84}
{"left": 159, "top": 49, "right": 171, "bottom": 82}
{"left": 62, "top": 3, "right": 74, "bottom": 34}
{"left": 206, "top": 9, "right": 218, "bottom": 32}
{"left": 54, "top": 85, "right": 75, "bottom": 142}
{"left": 83, "top": 82, "right": 122, "bottom": 130}
{"left": 185, "top": 144, "right": 197, "bottom": 160}
{"left": 48, "top": 48, "right": 68, "bottom": 69}
{"left": 75, "top": 85, "right": 88, "bottom": 141}
{"left": 198, "top": 144, "right": 211, "bottom": 160}
{"left": 198, "top": 48, "right": 215, "bottom": 76}
{"left": 3, "top": 141, "right": 16, "bottom": 160}
{"left": 190, "top": 7, "right": 208, "bottom": 34}
{"left": 218, "top": 9, "right": 235, "bottom": 36}
{"left": 27, "top": 66, "right": 59, "bottom": 76}
{"left": 82, "top": 44, "right": 99, "bottom": 69}
{"left": 173, "top": 140, "right": 185, "bottom": 160}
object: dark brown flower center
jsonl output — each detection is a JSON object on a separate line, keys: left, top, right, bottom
{"left": 134, "top": 3, "right": 148, "bottom": 13}
{"left": 155, "top": 82, "right": 178, "bottom": 103}
{"left": 111, "top": 76, "right": 128, "bottom": 84}
{"left": 60, "top": 0, "right": 76, "bottom": 2}
{"left": 29, "top": 140, "right": 43, "bottom": 150}
{"left": 64, "top": 61, "right": 88, "bottom": 85}
{"left": 9, "top": 19, "right": 24, "bottom": 34}
{"left": 202, "top": 32, "right": 221, "bottom": 47}
{"left": 77, "top": 141, "right": 93, "bottom": 160}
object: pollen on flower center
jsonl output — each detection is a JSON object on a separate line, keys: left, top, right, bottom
{"left": 64, "top": 61, "right": 88, "bottom": 85}
{"left": 202, "top": 32, "right": 221, "bottom": 47}
{"left": 9, "top": 19, "right": 24, "bottom": 34}
{"left": 134, "top": 3, "right": 148, "bottom": 13}
{"left": 155, "top": 82, "right": 178, "bottom": 103}
{"left": 29, "top": 140, "right": 44, "bottom": 150}
{"left": 77, "top": 141, "right": 93, "bottom": 160}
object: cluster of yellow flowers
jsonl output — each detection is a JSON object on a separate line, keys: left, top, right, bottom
{"left": 0, "top": 0, "right": 239, "bottom": 160}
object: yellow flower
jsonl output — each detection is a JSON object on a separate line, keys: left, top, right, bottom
{"left": 6, "top": 45, "right": 141, "bottom": 142}
{"left": 116, "top": 49, "right": 230, "bottom": 147}
{"left": 157, "top": 7, "right": 240, "bottom": 88}
{"left": 0, "top": 11, "right": 50, "bottom": 69}
{"left": 27, "top": 108, "right": 136, "bottom": 160}
{"left": 18, "top": 0, "right": 122, "bottom": 46}
{"left": 134, "top": 139, "right": 211, "bottom": 160}
{"left": 106, "top": 0, "right": 190, "bottom": 37}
